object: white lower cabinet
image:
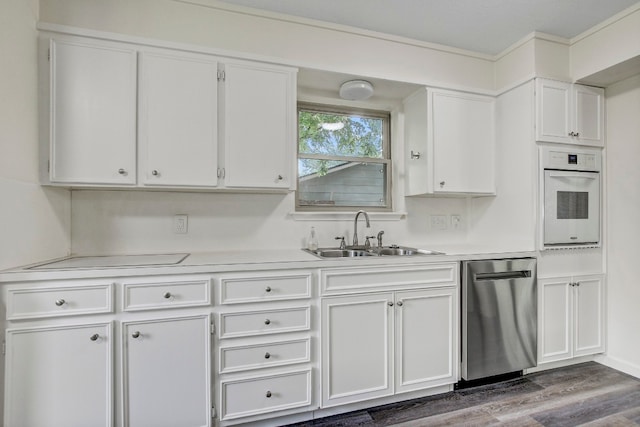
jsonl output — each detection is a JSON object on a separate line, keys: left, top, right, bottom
{"left": 214, "top": 270, "right": 315, "bottom": 425}
{"left": 320, "top": 264, "right": 458, "bottom": 408}
{"left": 538, "top": 274, "right": 605, "bottom": 364}
{"left": 4, "top": 323, "right": 113, "bottom": 427}
{"left": 122, "top": 315, "right": 212, "bottom": 427}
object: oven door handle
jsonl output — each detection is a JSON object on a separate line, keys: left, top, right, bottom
{"left": 548, "top": 171, "right": 597, "bottom": 179}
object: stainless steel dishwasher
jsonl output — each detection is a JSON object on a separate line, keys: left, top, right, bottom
{"left": 461, "top": 258, "right": 537, "bottom": 382}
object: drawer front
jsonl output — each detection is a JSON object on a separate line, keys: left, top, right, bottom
{"left": 220, "top": 369, "right": 311, "bottom": 420}
{"left": 123, "top": 279, "right": 210, "bottom": 311}
{"left": 321, "top": 263, "right": 458, "bottom": 295}
{"left": 7, "top": 284, "right": 113, "bottom": 320}
{"left": 219, "top": 307, "right": 310, "bottom": 339}
{"left": 220, "top": 273, "right": 311, "bottom": 304}
{"left": 220, "top": 338, "right": 310, "bottom": 374}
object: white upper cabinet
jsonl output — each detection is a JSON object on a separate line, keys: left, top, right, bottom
{"left": 47, "top": 38, "right": 137, "bottom": 185}
{"left": 404, "top": 88, "right": 496, "bottom": 196}
{"left": 139, "top": 51, "right": 219, "bottom": 188}
{"left": 535, "top": 78, "right": 604, "bottom": 146}
{"left": 43, "top": 36, "right": 296, "bottom": 191}
{"left": 221, "top": 60, "right": 296, "bottom": 190}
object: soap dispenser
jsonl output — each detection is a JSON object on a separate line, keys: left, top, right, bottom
{"left": 307, "top": 227, "right": 319, "bottom": 250}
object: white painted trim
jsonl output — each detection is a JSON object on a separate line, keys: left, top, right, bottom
{"left": 289, "top": 211, "right": 407, "bottom": 221}
{"left": 570, "top": 2, "right": 640, "bottom": 44}
{"left": 596, "top": 355, "right": 640, "bottom": 379}
{"left": 172, "top": 0, "right": 495, "bottom": 61}
{"left": 494, "top": 31, "right": 569, "bottom": 61}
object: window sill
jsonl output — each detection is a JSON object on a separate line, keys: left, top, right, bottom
{"left": 289, "top": 211, "right": 407, "bottom": 221}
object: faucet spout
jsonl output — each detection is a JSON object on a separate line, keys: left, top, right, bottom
{"left": 353, "top": 210, "right": 370, "bottom": 247}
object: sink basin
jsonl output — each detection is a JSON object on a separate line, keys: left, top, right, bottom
{"left": 304, "top": 246, "right": 444, "bottom": 258}
{"left": 308, "top": 249, "right": 374, "bottom": 258}
{"left": 374, "top": 247, "right": 420, "bottom": 256}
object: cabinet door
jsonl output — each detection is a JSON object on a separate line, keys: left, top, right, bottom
{"left": 321, "top": 294, "right": 393, "bottom": 407}
{"left": 49, "top": 38, "right": 137, "bottom": 185}
{"left": 395, "top": 288, "right": 457, "bottom": 394}
{"left": 139, "top": 51, "right": 219, "bottom": 187}
{"left": 222, "top": 61, "right": 295, "bottom": 189}
{"left": 5, "top": 323, "right": 113, "bottom": 427}
{"left": 573, "top": 275, "right": 605, "bottom": 357}
{"left": 123, "top": 315, "right": 211, "bottom": 427}
{"left": 429, "top": 89, "right": 495, "bottom": 194}
{"left": 538, "top": 277, "right": 572, "bottom": 363}
{"left": 535, "top": 79, "right": 572, "bottom": 144}
{"left": 573, "top": 84, "right": 604, "bottom": 146}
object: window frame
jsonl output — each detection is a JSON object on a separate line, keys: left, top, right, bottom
{"left": 296, "top": 102, "right": 392, "bottom": 212}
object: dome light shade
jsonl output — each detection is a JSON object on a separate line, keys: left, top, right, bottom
{"left": 339, "top": 80, "right": 374, "bottom": 100}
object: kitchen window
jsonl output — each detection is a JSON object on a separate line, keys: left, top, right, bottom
{"left": 297, "top": 103, "right": 391, "bottom": 211}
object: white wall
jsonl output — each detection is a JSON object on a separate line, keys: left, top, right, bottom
{"left": 571, "top": 4, "right": 640, "bottom": 82}
{"left": 39, "top": 0, "right": 495, "bottom": 92}
{"left": 603, "top": 73, "right": 640, "bottom": 376}
{"left": 0, "top": 0, "right": 70, "bottom": 270}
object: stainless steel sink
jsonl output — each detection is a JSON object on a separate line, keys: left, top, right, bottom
{"left": 310, "top": 249, "right": 374, "bottom": 258}
{"left": 304, "top": 246, "right": 444, "bottom": 258}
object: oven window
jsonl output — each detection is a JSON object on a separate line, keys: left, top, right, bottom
{"left": 557, "top": 191, "right": 589, "bottom": 219}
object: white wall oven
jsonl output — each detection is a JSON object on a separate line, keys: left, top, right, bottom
{"left": 541, "top": 146, "right": 601, "bottom": 247}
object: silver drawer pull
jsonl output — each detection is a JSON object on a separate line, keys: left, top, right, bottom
{"left": 89, "top": 334, "right": 100, "bottom": 341}
{"left": 264, "top": 352, "right": 271, "bottom": 359}
{"left": 55, "top": 299, "right": 66, "bottom": 307}
{"left": 265, "top": 391, "right": 272, "bottom": 398}
{"left": 264, "top": 319, "right": 271, "bottom": 325}
{"left": 132, "top": 331, "right": 141, "bottom": 339}
{"left": 163, "top": 292, "right": 172, "bottom": 299}
{"left": 265, "top": 286, "right": 272, "bottom": 293}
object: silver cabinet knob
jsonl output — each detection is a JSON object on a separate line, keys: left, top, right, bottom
{"left": 264, "top": 352, "right": 271, "bottom": 359}
{"left": 265, "top": 391, "right": 272, "bottom": 398}
{"left": 55, "top": 299, "right": 66, "bottom": 307}
{"left": 440, "top": 181, "right": 445, "bottom": 187}
{"left": 152, "top": 170, "right": 159, "bottom": 176}
{"left": 388, "top": 301, "right": 394, "bottom": 307}
{"left": 118, "top": 168, "right": 127, "bottom": 175}
{"left": 163, "top": 292, "right": 172, "bottom": 299}
{"left": 264, "top": 319, "right": 271, "bottom": 325}
{"left": 132, "top": 331, "right": 141, "bottom": 339}
{"left": 410, "top": 150, "right": 421, "bottom": 159}
{"left": 397, "top": 301, "right": 404, "bottom": 307}
{"left": 575, "top": 132, "right": 580, "bottom": 137}
{"left": 265, "top": 286, "right": 272, "bottom": 293}
{"left": 89, "top": 334, "right": 100, "bottom": 341}
{"left": 277, "top": 175, "right": 283, "bottom": 181}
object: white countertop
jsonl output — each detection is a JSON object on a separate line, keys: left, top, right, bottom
{"left": 0, "top": 247, "right": 538, "bottom": 283}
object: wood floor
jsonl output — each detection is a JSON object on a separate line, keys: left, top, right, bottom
{"left": 286, "top": 362, "right": 640, "bottom": 426}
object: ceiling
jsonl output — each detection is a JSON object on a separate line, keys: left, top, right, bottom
{"left": 217, "top": 0, "right": 639, "bottom": 55}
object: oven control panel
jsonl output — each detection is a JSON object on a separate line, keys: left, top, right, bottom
{"left": 543, "top": 147, "right": 601, "bottom": 172}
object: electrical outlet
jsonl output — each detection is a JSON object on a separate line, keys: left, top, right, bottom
{"left": 430, "top": 215, "right": 448, "bottom": 230}
{"left": 451, "top": 214, "right": 462, "bottom": 230}
{"left": 174, "top": 214, "right": 188, "bottom": 234}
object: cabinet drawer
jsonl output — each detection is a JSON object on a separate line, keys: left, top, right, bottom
{"left": 123, "top": 279, "right": 210, "bottom": 311}
{"left": 219, "top": 306, "right": 310, "bottom": 339}
{"left": 7, "top": 284, "right": 113, "bottom": 320}
{"left": 220, "top": 338, "right": 310, "bottom": 374}
{"left": 219, "top": 273, "right": 311, "bottom": 304}
{"left": 220, "top": 369, "right": 311, "bottom": 420}
{"left": 321, "top": 263, "right": 457, "bottom": 295}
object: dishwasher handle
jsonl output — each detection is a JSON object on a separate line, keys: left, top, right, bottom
{"left": 474, "top": 270, "right": 532, "bottom": 281}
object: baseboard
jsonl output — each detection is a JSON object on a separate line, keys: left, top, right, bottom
{"left": 524, "top": 355, "right": 595, "bottom": 374}
{"left": 596, "top": 355, "right": 640, "bottom": 379}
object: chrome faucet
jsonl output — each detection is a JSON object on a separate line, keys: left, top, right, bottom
{"left": 352, "top": 210, "right": 370, "bottom": 247}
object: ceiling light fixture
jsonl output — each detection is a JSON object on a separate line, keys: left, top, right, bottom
{"left": 339, "top": 80, "right": 374, "bottom": 101}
